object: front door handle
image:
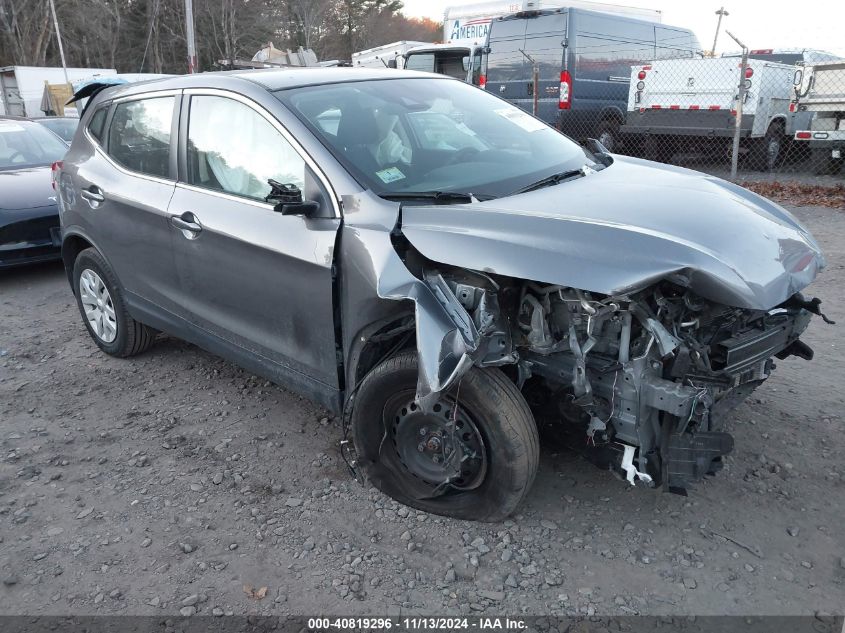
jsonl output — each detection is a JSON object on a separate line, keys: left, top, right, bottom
{"left": 80, "top": 186, "right": 105, "bottom": 207}
{"left": 169, "top": 212, "right": 203, "bottom": 239}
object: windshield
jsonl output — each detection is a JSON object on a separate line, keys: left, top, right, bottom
{"left": 0, "top": 120, "right": 68, "bottom": 170}
{"left": 276, "top": 77, "right": 590, "bottom": 199}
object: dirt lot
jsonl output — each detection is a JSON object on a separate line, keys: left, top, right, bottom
{"left": 1, "top": 205, "right": 843, "bottom": 618}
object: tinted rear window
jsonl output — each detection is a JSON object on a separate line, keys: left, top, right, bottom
{"left": 486, "top": 18, "right": 527, "bottom": 81}
{"left": 88, "top": 107, "right": 108, "bottom": 143}
{"left": 655, "top": 26, "right": 700, "bottom": 60}
{"left": 106, "top": 97, "right": 174, "bottom": 179}
{"left": 575, "top": 13, "right": 656, "bottom": 76}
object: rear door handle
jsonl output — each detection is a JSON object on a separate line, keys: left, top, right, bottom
{"left": 80, "top": 186, "right": 105, "bottom": 206}
{"left": 169, "top": 212, "right": 203, "bottom": 238}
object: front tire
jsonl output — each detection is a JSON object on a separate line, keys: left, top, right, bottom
{"left": 73, "top": 248, "right": 156, "bottom": 357}
{"left": 351, "top": 351, "right": 539, "bottom": 522}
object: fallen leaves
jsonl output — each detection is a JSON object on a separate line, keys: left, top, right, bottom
{"left": 243, "top": 584, "right": 268, "bottom": 600}
{"left": 739, "top": 181, "right": 845, "bottom": 208}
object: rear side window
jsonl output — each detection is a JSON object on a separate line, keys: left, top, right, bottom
{"left": 655, "top": 27, "right": 699, "bottom": 60}
{"left": 88, "top": 106, "right": 108, "bottom": 143}
{"left": 107, "top": 96, "right": 174, "bottom": 179}
{"left": 575, "top": 13, "right": 655, "bottom": 77}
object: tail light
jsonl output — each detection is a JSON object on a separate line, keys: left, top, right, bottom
{"left": 795, "top": 131, "right": 811, "bottom": 139}
{"left": 478, "top": 74, "right": 486, "bottom": 89}
{"left": 51, "top": 160, "right": 63, "bottom": 191}
{"left": 745, "top": 67, "right": 754, "bottom": 79}
{"left": 788, "top": 102, "right": 796, "bottom": 112}
{"left": 559, "top": 70, "right": 571, "bottom": 110}
{"left": 637, "top": 70, "right": 647, "bottom": 80}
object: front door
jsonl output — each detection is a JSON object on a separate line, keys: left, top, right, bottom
{"left": 167, "top": 92, "right": 341, "bottom": 401}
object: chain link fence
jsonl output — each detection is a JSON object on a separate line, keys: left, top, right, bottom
{"left": 546, "top": 48, "right": 845, "bottom": 182}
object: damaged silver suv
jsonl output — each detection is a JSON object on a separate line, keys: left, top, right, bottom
{"left": 56, "top": 69, "right": 828, "bottom": 521}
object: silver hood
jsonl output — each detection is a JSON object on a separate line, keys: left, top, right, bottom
{"left": 399, "top": 156, "right": 825, "bottom": 310}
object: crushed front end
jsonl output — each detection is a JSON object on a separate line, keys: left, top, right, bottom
{"left": 424, "top": 269, "right": 824, "bottom": 493}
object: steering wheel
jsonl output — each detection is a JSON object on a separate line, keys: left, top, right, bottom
{"left": 448, "top": 147, "right": 481, "bottom": 164}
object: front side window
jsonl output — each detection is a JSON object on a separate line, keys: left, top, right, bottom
{"left": 277, "top": 77, "right": 589, "bottom": 199}
{"left": 186, "top": 95, "right": 305, "bottom": 201}
{"left": 107, "top": 96, "right": 174, "bottom": 178}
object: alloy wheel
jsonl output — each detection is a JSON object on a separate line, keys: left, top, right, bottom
{"left": 79, "top": 269, "right": 118, "bottom": 343}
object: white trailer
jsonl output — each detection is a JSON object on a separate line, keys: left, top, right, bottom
{"left": 351, "top": 41, "right": 432, "bottom": 69}
{"left": 792, "top": 59, "right": 845, "bottom": 174}
{"left": 0, "top": 66, "right": 116, "bottom": 117}
{"left": 621, "top": 55, "right": 815, "bottom": 170}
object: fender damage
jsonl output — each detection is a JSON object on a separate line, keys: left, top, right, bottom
{"left": 364, "top": 159, "right": 829, "bottom": 492}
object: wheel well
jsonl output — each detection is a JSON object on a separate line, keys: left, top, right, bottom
{"left": 61, "top": 235, "right": 93, "bottom": 289}
{"left": 768, "top": 117, "right": 786, "bottom": 133}
{"left": 599, "top": 108, "right": 625, "bottom": 127}
{"left": 348, "top": 314, "right": 416, "bottom": 391}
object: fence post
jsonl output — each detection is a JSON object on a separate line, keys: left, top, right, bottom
{"left": 726, "top": 31, "right": 748, "bottom": 180}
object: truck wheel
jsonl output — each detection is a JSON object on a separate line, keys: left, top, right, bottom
{"left": 351, "top": 351, "right": 539, "bottom": 522}
{"left": 811, "top": 148, "right": 844, "bottom": 175}
{"left": 644, "top": 135, "right": 675, "bottom": 163}
{"left": 749, "top": 123, "right": 784, "bottom": 171}
{"left": 595, "top": 121, "right": 620, "bottom": 153}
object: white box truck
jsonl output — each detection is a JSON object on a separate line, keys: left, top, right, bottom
{"left": 791, "top": 59, "right": 845, "bottom": 174}
{"left": 0, "top": 66, "right": 116, "bottom": 117}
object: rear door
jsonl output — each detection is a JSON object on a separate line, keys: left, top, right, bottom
{"left": 168, "top": 90, "right": 341, "bottom": 401}
{"left": 67, "top": 91, "right": 181, "bottom": 315}
{"left": 522, "top": 12, "right": 567, "bottom": 124}
{"left": 485, "top": 18, "right": 528, "bottom": 104}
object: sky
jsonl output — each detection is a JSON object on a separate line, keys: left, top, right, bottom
{"left": 400, "top": 0, "right": 845, "bottom": 57}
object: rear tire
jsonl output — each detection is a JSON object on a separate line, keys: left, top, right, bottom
{"left": 595, "top": 120, "right": 620, "bottom": 153}
{"left": 73, "top": 248, "right": 156, "bottom": 358}
{"left": 644, "top": 135, "right": 675, "bottom": 163}
{"left": 351, "top": 351, "right": 539, "bottom": 522}
{"left": 749, "top": 122, "right": 784, "bottom": 171}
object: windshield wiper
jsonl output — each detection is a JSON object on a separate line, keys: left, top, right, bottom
{"left": 378, "top": 191, "right": 482, "bottom": 204}
{"left": 512, "top": 168, "right": 586, "bottom": 195}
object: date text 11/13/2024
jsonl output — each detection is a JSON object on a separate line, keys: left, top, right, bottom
{"left": 307, "top": 617, "right": 528, "bottom": 630}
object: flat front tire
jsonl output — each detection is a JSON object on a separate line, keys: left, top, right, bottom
{"left": 351, "top": 351, "right": 539, "bottom": 522}
{"left": 72, "top": 248, "right": 156, "bottom": 357}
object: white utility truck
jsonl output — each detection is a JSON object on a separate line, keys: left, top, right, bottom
{"left": 621, "top": 50, "right": 837, "bottom": 170}
{"left": 351, "top": 41, "right": 431, "bottom": 69}
{"left": 792, "top": 59, "right": 845, "bottom": 175}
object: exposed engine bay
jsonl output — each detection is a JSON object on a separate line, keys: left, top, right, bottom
{"left": 405, "top": 264, "right": 824, "bottom": 493}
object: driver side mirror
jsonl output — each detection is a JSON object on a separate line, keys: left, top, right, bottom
{"left": 266, "top": 179, "right": 320, "bottom": 217}
{"left": 274, "top": 200, "right": 319, "bottom": 216}
{"left": 387, "top": 58, "right": 398, "bottom": 69}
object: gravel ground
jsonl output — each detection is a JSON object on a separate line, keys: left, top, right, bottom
{"left": 1, "top": 205, "right": 843, "bottom": 618}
